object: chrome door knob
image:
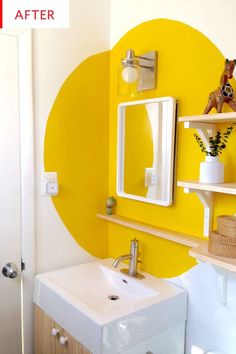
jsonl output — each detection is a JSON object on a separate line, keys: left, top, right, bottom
{"left": 2, "top": 262, "right": 18, "bottom": 278}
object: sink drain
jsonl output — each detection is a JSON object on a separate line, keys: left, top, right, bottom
{"left": 108, "top": 295, "right": 119, "bottom": 301}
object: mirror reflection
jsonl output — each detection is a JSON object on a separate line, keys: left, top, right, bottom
{"left": 117, "top": 97, "right": 176, "bottom": 206}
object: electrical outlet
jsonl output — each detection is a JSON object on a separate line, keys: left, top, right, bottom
{"left": 41, "top": 172, "right": 58, "bottom": 196}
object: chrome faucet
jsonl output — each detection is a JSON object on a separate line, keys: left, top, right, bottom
{"left": 112, "top": 238, "right": 144, "bottom": 279}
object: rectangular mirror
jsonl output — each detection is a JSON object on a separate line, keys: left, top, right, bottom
{"left": 117, "top": 97, "right": 176, "bottom": 206}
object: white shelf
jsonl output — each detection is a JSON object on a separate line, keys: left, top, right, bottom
{"left": 177, "top": 180, "right": 236, "bottom": 195}
{"left": 97, "top": 213, "right": 201, "bottom": 248}
{"left": 179, "top": 112, "right": 236, "bottom": 124}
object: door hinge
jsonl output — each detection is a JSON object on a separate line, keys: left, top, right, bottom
{"left": 21, "top": 259, "right": 26, "bottom": 271}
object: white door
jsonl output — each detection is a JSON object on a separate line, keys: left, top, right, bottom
{"left": 0, "top": 33, "right": 22, "bottom": 354}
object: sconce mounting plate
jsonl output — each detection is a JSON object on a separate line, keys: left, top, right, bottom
{"left": 138, "top": 50, "right": 157, "bottom": 91}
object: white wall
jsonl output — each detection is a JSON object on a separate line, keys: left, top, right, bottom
{"left": 110, "top": 0, "right": 236, "bottom": 60}
{"left": 109, "top": 1, "right": 236, "bottom": 353}
{"left": 34, "top": 0, "right": 110, "bottom": 273}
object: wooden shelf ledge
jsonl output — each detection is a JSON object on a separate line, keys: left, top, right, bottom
{"left": 97, "top": 213, "right": 202, "bottom": 248}
{"left": 178, "top": 112, "right": 236, "bottom": 124}
{"left": 98, "top": 213, "right": 236, "bottom": 273}
{"left": 189, "top": 243, "right": 236, "bottom": 273}
{"left": 177, "top": 111, "right": 236, "bottom": 273}
{"left": 177, "top": 180, "right": 236, "bottom": 195}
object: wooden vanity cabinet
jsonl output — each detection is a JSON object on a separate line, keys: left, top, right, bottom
{"left": 34, "top": 305, "right": 91, "bottom": 354}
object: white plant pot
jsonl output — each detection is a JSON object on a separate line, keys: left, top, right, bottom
{"left": 199, "top": 156, "right": 224, "bottom": 183}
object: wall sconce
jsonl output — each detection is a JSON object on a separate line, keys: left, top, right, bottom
{"left": 118, "top": 49, "right": 157, "bottom": 97}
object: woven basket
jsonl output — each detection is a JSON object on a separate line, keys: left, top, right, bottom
{"left": 208, "top": 231, "right": 236, "bottom": 258}
{"left": 217, "top": 215, "right": 236, "bottom": 238}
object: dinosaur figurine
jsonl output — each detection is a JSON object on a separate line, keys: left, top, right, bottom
{"left": 203, "top": 59, "right": 236, "bottom": 114}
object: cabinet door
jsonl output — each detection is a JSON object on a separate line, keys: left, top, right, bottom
{"left": 57, "top": 329, "right": 91, "bottom": 354}
{"left": 56, "top": 328, "right": 76, "bottom": 354}
{"left": 35, "top": 306, "right": 91, "bottom": 354}
{"left": 34, "top": 305, "right": 57, "bottom": 354}
{"left": 76, "top": 342, "right": 91, "bottom": 354}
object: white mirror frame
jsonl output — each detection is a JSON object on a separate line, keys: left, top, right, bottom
{"left": 117, "top": 97, "right": 176, "bottom": 206}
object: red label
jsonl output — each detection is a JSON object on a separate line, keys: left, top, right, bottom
{"left": 0, "top": 0, "right": 2, "bottom": 28}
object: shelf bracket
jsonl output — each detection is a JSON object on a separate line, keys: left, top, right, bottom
{"left": 184, "top": 122, "right": 216, "bottom": 149}
{"left": 214, "top": 266, "right": 228, "bottom": 305}
{"left": 184, "top": 187, "right": 213, "bottom": 237}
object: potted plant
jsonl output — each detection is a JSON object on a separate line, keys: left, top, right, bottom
{"left": 194, "top": 124, "right": 235, "bottom": 183}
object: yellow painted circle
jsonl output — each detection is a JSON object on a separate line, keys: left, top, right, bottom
{"left": 45, "top": 19, "right": 236, "bottom": 276}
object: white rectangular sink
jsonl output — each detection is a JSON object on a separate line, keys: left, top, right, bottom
{"left": 34, "top": 258, "right": 187, "bottom": 354}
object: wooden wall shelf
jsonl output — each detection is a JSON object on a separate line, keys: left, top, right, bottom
{"left": 178, "top": 112, "right": 236, "bottom": 237}
{"left": 177, "top": 180, "right": 236, "bottom": 195}
{"left": 97, "top": 213, "right": 201, "bottom": 248}
{"left": 178, "top": 112, "right": 236, "bottom": 124}
{"left": 189, "top": 243, "right": 236, "bottom": 273}
{"left": 97, "top": 213, "right": 236, "bottom": 273}
{"left": 97, "top": 213, "right": 236, "bottom": 274}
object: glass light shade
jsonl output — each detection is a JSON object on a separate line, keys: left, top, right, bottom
{"left": 122, "top": 66, "right": 139, "bottom": 83}
{"left": 118, "top": 64, "right": 142, "bottom": 97}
